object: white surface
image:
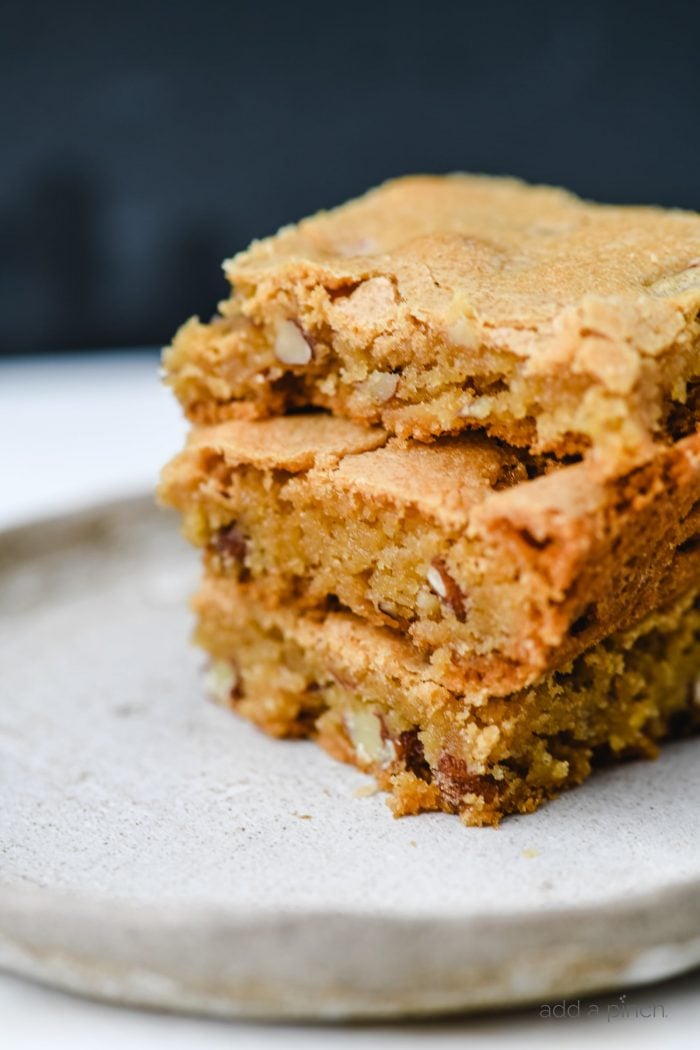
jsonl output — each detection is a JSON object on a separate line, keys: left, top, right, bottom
{"left": 0, "top": 352, "right": 185, "bottom": 529}
{"left": 1, "top": 353, "right": 699, "bottom": 1047}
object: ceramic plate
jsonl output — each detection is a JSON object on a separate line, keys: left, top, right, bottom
{"left": 2, "top": 498, "right": 700, "bottom": 1019}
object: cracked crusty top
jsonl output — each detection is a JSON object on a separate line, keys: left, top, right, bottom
{"left": 164, "top": 175, "right": 700, "bottom": 463}
{"left": 183, "top": 415, "right": 387, "bottom": 472}
{"left": 179, "top": 414, "right": 527, "bottom": 525}
{"left": 226, "top": 174, "right": 700, "bottom": 338}
{"left": 171, "top": 414, "right": 700, "bottom": 533}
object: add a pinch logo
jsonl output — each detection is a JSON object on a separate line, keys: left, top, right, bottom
{"left": 539, "top": 993, "right": 668, "bottom": 1021}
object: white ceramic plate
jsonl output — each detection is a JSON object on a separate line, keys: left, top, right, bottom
{"left": 2, "top": 498, "right": 700, "bottom": 1020}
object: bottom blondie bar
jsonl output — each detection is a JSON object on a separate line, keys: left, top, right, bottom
{"left": 194, "top": 578, "right": 700, "bottom": 826}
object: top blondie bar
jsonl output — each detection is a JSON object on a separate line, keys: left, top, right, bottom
{"left": 164, "top": 175, "right": 700, "bottom": 462}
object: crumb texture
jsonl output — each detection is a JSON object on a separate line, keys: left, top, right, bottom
{"left": 159, "top": 418, "right": 700, "bottom": 696}
{"left": 194, "top": 580, "right": 700, "bottom": 826}
{"left": 163, "top": 175, "right": 700, "bottom": 460}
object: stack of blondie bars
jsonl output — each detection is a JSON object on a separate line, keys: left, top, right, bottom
{"left": 160, "top": 175, "right": 700, "bottom": 825}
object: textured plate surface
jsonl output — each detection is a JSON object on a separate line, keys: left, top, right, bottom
{"left": 1, "top": 498, "right": 700, "bottom": 1019}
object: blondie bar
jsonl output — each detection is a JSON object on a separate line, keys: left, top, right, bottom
{"left": 163, "top": 175, "right": 700, "bottom": 463}
{"left": 195, "top": 578, "right": 700, "bottom": 825}
{"left": 159, "top": 416, "right": 700, "bottom": 696}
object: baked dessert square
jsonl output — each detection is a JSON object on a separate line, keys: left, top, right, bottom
{"left": 195, "top": 577, "right": 700, "bottom": 826}
{"left": 159, "top": 416, "right": 700, "bottom": 697}
{"left": 160, "top": 174, "right": 700, "bottom": 825}
{"left": 163, "top": 175, "right": 700, "bottom": 464}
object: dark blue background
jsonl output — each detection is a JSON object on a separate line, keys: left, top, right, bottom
{"left": 2, "top": 0, "right": 699, "bottom": 353}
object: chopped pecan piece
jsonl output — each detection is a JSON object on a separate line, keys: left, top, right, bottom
{"left": 273, "top": 319, "right": 313, "bottom": 365}
{"left": 427, "top": 558, "right": 468, "bottom": 622}
{"left": 492, "top": 459, "right": 525, "bottom": 490}
{"left": 435, "top": 753, "right": 499, "bottom": 808}
{"left": 394, "top": 728, "right": 432, "bottom": 782}
{"left": 211, "top": 522, "right": 248, "bottom": 567}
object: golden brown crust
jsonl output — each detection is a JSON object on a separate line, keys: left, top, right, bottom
{"left": 163, "top": 175, "right": 700, "bottom": 462}
{"left": 183, "top": 414, "right": 387, "bottom": 471}
{"left": 230, "top": 175, "right": 700, "bottom": 328}
{"left": 159, "top": 418, "right": 700, "bottom": 697}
